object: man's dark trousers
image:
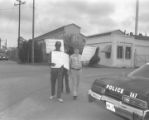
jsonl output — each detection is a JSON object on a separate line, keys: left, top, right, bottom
{"left": 51, "top": 68, "right": 63, "bottom": 98}
{"left": 62, "top": 68, "right": 70, "bottom": 93}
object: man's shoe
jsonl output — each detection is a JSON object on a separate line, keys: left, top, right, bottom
{"left": 49, "top": 96, "right": 55, "bottom": 100}
{"left": 73, "top": 96, "right": 77, "bottom": 100}
{"left": 57, "top": 98, "right": 63, "bottom": 103}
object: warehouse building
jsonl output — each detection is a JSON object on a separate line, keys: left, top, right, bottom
{"left": 34, "top": 23, "right": 86, "bottom": 61}
{"left": 86, "top": 30, "right": 149, "bottom": 67}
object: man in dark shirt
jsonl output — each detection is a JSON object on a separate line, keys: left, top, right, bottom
{"left": 49, "top": 41, "right": 63, "bottom": 103}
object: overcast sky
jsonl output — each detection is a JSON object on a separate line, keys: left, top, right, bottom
{"left": 0, "top": 0, "right": 149, "bottom": 47}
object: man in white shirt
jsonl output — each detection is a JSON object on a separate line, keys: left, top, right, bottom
{"left": 70, "top": 48, "right": 82, "bottom": 100}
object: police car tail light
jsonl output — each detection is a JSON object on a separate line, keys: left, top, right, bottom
{"left": 122, "top": 95, "right": 148, "bottom": 109}
{"left": 91, "top": 84, "right": 105, "bottom": 95}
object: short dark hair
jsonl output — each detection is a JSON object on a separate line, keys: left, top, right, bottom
{"left": 55, "top": 41, "right": 61, "bottom": 47}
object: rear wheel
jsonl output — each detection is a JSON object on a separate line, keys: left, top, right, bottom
{"left": 133, "top": 113, "right": 142, "bottom": 120}
{"left": 144, "top": 112, "right": 149, "bottom": 120}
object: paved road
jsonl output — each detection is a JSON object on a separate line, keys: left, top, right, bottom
{"left": 0, "top": 61, "right": 134, "bottom": 120}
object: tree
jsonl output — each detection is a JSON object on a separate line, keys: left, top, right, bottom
{"left": 63, "top": 34, "right": 86, "bottom": 55}
{"left": 18, "top": 39, "right": 43, "bottom": 63}
{"left": 19, "top": 40, "right": 28, "bottom": 63}
{"left": 7, "top": 47, "right": 17, "bottom": 61}
{"left": 34, "top": 41, "right": 43, "bottom": 62}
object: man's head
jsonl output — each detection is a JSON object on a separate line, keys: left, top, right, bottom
{"left": 55, "top": 41, "right": 61, "bottom": 51}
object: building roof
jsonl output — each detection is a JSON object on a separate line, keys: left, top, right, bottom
{"left": 34, "top": 23, "right": 81, "bottom": 41}
{"left": 134, "top": 35, "right": 149, "bottom": 40}
{"left": 87, "top": 30, "right": 124, "bottom": 38}
{"left": 80, "top": 33, "right": 86, "bottom": 38}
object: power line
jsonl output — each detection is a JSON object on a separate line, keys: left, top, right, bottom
{"left": 0, "top": 4, "right": 39, "bottom": 13}
{"left": 0, "top": 7, "right": 15, "bottom": 11}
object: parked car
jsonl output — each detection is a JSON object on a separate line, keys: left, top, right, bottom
{"left": 0, "top": 52, "right": 8, "bottom": 61}
{"left": 88, "top": 63, "right": 149, "bottom": 120}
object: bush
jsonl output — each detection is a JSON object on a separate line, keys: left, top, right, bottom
{"left": 19, "top": 40, "right": 43, "bottom": 63}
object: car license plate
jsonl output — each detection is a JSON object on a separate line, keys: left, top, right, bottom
{"left": 106, "top": 102, "right": 115, "bottom": 112}
{"left": 91, "top": 92, "right": 102, "bottom": 100}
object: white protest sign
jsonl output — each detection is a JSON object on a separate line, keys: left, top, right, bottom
{"left": 81, "top": 46, "right": 97, "bottom": 62}
{"left": 45, "top": 39, "right": 64, "bottom": 53}
{"left": 51, "top": 51, "right": 70, "bottom": 70}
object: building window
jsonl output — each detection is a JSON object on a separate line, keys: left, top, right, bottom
{"left": 102, "top": 45, "right": 112, "bottom": 59}
{"left": 125, "top": 47, "right": 131, "bottom": 59}
{"left": 105, "top": 52, "right": 111, "bottom": 59}
{"left": 117, "top": 46, "right": 123, "bottom": 59}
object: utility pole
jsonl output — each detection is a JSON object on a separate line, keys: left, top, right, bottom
{"left": 135, "top": 0, "right": 139, "bottom": 36}
{"left": 14, "top": 0, "right": 25, "bottom": 62}
{"left": 0, "top": 38, "right": 1, "bottom": 50}
{"left": 32, "top": 0, "right": 35, "bottom": 64}
{"left": 5, "top": 39, "right": 7, "bottom": 50}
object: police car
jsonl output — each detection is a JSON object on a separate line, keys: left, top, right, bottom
{"left": 88, "top": 63, "right": 149, "bottom": 120}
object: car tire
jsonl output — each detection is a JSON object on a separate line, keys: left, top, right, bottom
{"left": 144, "top": 114, "right": 149, "bottom": 120}
{"left": 133, "top": 113, "right": 142, "bottom": 120}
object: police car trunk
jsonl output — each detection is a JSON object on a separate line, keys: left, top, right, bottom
{"left": 88, "top": 78, "right": 149, "bottom": 120}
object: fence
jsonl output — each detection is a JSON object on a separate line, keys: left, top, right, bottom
{"left": 134, "top": 54, "right": 149, "bottom": 67}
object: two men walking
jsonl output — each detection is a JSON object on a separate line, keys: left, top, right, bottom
{"left": 49, "top": 41, "right": 82, "bottom": 102}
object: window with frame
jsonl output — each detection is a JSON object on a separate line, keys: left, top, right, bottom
{"left": 125, "top": 47, "right": 131, "bottom": 59}
{"left": 105, "top": 52, "right": 111, "bottom": 59}
{"left": 117, "top": 46, "right": 123, "bottom": 59}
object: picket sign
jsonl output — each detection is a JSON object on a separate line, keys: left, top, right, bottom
{"left": 81, "top": 46, "right": 97, "bottom": 62}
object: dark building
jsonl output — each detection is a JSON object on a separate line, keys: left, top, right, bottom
{"left": 34, "top": 23, "right": 86, "bottom": 62}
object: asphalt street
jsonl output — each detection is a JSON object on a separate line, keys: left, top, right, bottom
{"left": 0, "top": 61, "right": 134, "bottom": 120}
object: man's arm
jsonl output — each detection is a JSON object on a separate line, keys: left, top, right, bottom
{"left": 68, "top": 56, "right": 72, "bottom": 73}
{"left": 48, "top": 52, "right": 55, "bottom": 66}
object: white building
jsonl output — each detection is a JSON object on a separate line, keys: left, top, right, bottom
{"left": 86, "top": 30, "right": 149, "bottom": 68}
